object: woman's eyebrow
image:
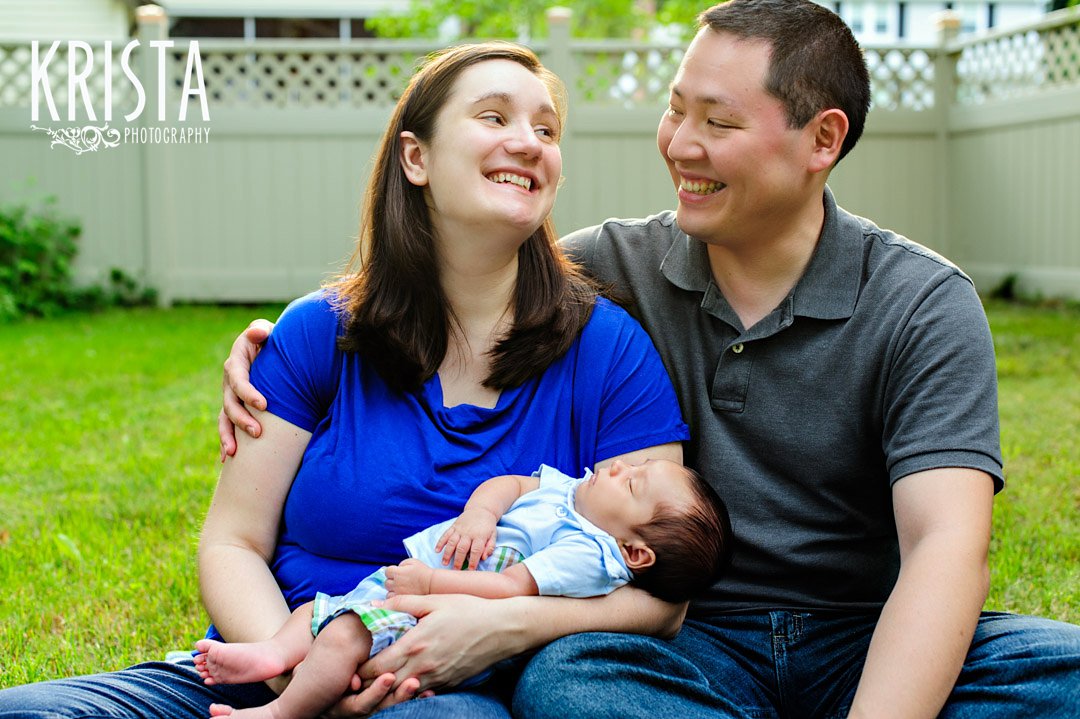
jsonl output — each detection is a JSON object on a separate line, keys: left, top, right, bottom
{"left": 470, "top": 91, "right": 557, "bottom": 118}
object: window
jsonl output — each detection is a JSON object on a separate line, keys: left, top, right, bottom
{"left": 170, "top": 17, "right": 244, "bottom": 38}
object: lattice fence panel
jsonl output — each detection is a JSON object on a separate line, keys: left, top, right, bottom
{"left": 175, "top": 47, "right": 428, "bottom": 109}
{"left": 864, "top": 47, "right": 936, "bottom": 111}
{"left": 571, "top": 46, "right": 684, "bottom": 107}
{"left": 1, "top": 42, "right": 139, "bottom": 117}
{"left": 956, "top": 20, "right": 1080, "bottom": 104}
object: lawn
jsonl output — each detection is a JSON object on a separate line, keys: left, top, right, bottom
{"left": 0, "top": 300, "right": 1077, "bottom": 686}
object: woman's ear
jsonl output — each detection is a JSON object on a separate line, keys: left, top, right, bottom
{"left": 399, "top": 130, "right": 428, "bottom": 187}
{"left": 621, "top": 540, "right": 656, "bottom": 572}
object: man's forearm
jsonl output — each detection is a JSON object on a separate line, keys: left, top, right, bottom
{"left": 848, "top": 541, "right": 989, "bottom": 718}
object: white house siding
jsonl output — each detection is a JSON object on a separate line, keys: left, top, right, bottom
{"left": 0, "top": 0, "right": 129, "bottom": 40}
{"left": 823, "top": 1, "right": 1046, "bottom": 44}
{"left": 156, "top": 1, "right": 399, "bottom": 19}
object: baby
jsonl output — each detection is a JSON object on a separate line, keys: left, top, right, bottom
{"left": 194, "top": 459, "right": 732, "bottom": 719}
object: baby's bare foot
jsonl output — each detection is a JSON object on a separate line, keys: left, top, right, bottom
{"left": 194, "top": 638, "right": 289, "bottom": 686}
{"left": 209, "top": 702, "right": 284, "bottom": 719}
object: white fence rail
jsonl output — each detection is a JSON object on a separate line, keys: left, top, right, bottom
{"left": 1, "top": 6, "right": 1078, "bottom": 302}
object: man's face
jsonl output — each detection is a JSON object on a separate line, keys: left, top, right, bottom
{"left": 656, "top": 29, "right": 818, "bottom": 247}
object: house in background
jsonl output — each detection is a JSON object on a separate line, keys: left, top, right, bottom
{"left": 0, "top": 0, "right": 140, "bottom": 40}
{"left": 156, "top": 0, "right": 400, "bottom": 40}
{"left": 821, "top": 0, "right": 1049, "bottom": 43}
{"left": 0, "top": 0, "right": 1054, "bottom": 43}
{"left": 0, "top": 0, "right": 400, "bottom": 41}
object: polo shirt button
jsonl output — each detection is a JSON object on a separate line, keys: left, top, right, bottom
{"left": 555, "top": 507, "right": 568, "bottom": 518}
{"left": 731, "top": 343, "right": 745, "bottom": 354}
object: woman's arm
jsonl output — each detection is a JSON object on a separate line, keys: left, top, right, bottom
{"left": 199, "top": 407, "right": 310, "bottom": 642}
{"left": 202, "top": 407, "right": 424, "bottom": 714}
{"left": 361, "top": 442, "right": 687, "bottom": 692}
{"left": 366, "top": 583, "right": 686, "bottom": 692}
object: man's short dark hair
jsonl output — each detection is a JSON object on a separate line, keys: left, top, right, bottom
{"left": 699, "top": 0, "right": 871, "bottom": 163}
{"left": 631, "top": 467, "right": 733, "bottom": 603}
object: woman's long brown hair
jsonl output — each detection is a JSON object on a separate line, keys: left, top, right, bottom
{"left": 327, "top": 42, "right": 595, "bottom": 393}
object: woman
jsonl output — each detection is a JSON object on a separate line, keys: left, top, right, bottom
{"left": 0, "top": 43, "right": 688, "bottom": 718}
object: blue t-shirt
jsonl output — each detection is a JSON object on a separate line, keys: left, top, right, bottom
{"left": 249, "top": 290, "right": 688, "bottom": 612}
{"left": 404, "top": 465, "right": 631, "bottom": 598}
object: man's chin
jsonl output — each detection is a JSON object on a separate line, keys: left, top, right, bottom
{"left": 674, "top": 207, "right": 715, "bottom": 241}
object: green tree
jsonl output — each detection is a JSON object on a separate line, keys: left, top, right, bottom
{"left": 657, "top": 0, "right": 713, "bottom": 31}
{"left": 368, "top": 0, "right": 711, "bottom": 40}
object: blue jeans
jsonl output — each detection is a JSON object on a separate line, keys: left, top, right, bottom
{"left": 0, "top": 659, "right": 511, "bottom": 719}
{"left": 514, "top": 611, "right": 1080, "bottom": 719}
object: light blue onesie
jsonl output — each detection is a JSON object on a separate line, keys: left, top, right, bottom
{"left": 311, "top": 465, "right": 631, "bottom": 669}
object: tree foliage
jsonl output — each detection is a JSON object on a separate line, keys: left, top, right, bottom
{"left": 367, "top": 0, "right": 710, "bottom": 40}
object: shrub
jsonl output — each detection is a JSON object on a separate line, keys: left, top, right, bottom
{"left": 0, "top": 198, "right": 155, "bottom": 321}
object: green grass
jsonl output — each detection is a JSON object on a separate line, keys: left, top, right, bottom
{"left": 983, "top": 300, "right": 1080, "bottom": 621}
{"left": 0, "top": 300, "right": 1077, "bottom": 686}
{"left": 0, "top": 304, "right": 284, "bottom": 687}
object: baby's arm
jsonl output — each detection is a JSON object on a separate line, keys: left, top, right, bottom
{"left": 385, "top": 558, "right": 539, "bottom": 599}
{"left": 436, "top": 473, "right": 540, "bottom": 570}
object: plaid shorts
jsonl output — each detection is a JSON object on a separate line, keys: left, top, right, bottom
{"left": 311, "top": 546, "right": 524, "bottom": 657}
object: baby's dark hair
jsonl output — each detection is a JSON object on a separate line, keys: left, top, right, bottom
{"left": 630, "top": 467, "right": 733, "bottom": 603}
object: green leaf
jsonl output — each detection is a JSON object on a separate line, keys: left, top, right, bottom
{"left": 54, "top": 534, "right": 84, "bottom": 565}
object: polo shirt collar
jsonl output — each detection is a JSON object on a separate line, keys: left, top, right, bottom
{"left": 659, "top": 186, "right": 860, "bottom": 323}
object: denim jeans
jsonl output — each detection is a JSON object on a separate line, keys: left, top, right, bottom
{"left": 0, "top": 659, "right": 511, "bottom": 719}
{"left": 514, "top": 611, "right": 1080, "bottom": 719}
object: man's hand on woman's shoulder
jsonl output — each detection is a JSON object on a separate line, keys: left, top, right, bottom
{"left": 219, "top": 318, "right": 275, "bottom": 461}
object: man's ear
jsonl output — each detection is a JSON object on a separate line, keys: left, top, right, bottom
{"left": 621, "top": 540, "right": 656, "bottom": 572}
{"left": 399, "top": 130, "right": 428, "bottom": 186}
{"left": 807, "top": 108, "right": 849, "bottom": 174}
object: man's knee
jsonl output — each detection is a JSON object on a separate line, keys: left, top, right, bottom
{"left": 944, "top": 613, "right": 1080, "bottom": 717}
{"left": 514, "top": 633, "right": 639, "bottom": 718}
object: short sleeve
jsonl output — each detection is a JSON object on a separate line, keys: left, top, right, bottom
{"left": 576, "top": 299, "right": 690, "bottom": 461}
{"left": 522, "top": 534, "right": 630, "bottom": 598}
{"left": 882, "top": 274, "right": 1004, "bottom": 489}
{"left": 250, "top": 290, "right": 344, "bottom": 432}
{"left": 533, "top": 464, "right": 579, "bottom": 489}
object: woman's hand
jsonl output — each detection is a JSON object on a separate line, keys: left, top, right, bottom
{"left": 358, "top": 594, "right": 524, "bottom": 693}
{"left": 273, "top": 665, "right": 425, "bottom": 718}
{"left": 218, "top": 319, "right": 275, "bottom": 461}
{"left": 323, "top": 673, "right": 426, "bottom": 717}
{"left": 360, "top": 585, "right": 685, "bottom": 693}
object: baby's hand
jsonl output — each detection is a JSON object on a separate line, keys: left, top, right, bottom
{"left": 434, "top": 508, "right": 497, "bottom": 570}
{"left": 384, "top": 558, "right": 433, "bottom": 596}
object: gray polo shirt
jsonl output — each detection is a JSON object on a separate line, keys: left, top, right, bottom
{"left": 562, "top": 187, "right": 1003, "bottom": 614}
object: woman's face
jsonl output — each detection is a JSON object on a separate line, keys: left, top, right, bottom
{"left": 401, "top": 59, "right": 563, "bottom": 244}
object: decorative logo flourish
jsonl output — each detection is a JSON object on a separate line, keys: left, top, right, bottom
{"left": 31, "top": 125, "right": 121, "bottom": 155}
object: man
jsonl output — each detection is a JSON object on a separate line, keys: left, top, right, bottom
{"left": 220, "top": 2, "right": 1080, "bottom": 716}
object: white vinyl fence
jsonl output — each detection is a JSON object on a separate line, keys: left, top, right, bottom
{"left": 1, "top": 6, "right": 1078, "bottom": 302}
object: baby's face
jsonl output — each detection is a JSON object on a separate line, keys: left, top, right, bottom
{"left": 574, "top": 459, "right": 695, "bottom": 543}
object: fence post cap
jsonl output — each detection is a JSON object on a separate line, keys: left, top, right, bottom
{"left": 136, "top": 4, "right": 167, "bottom": 22}
{"left": 546, "top": 7, "right": 573, "bottom": 23}
{"left": 932, "top": 10, "right": 962, "bottom": 41}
